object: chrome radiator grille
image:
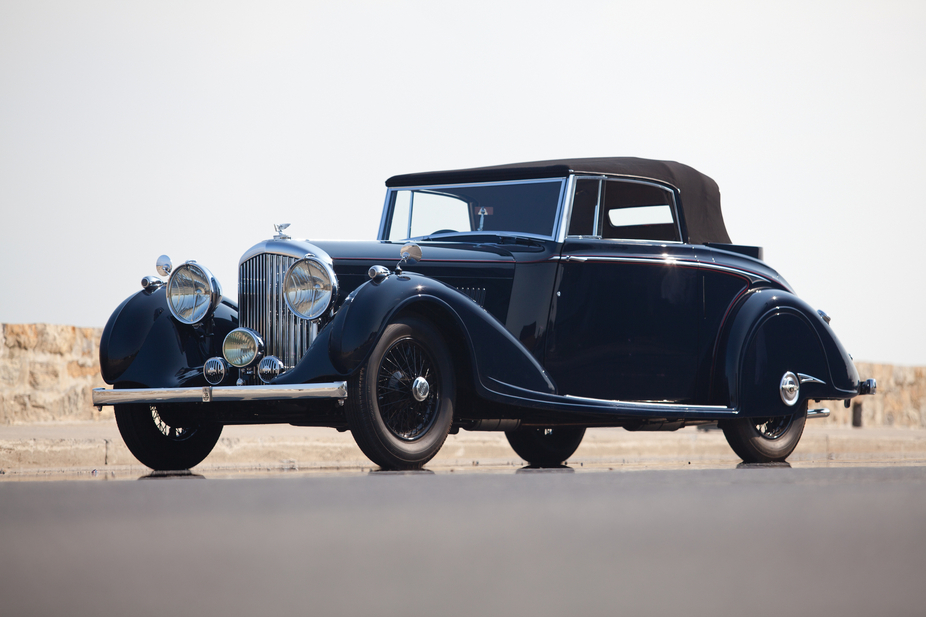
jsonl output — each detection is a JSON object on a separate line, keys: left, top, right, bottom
{"left": 238, "top": 253, "right": 315, "bottom": 381}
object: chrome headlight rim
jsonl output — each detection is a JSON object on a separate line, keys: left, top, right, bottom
{"left": 165, "top": 261, "right": 222, "bottom": 326}
{"left": 222, "top": 327, "right": 265, "bottom": 369}
{"left": 283, "top": 256, "right": 339, "bottom": 321}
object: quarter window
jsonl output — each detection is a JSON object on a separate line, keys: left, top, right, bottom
{"left": 608, "top": 204, "right": 674, "bottom": 227}
{"left": 567, "top": 178, "right": 680, "bottom": 242}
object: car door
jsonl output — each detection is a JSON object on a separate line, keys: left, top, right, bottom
{"left": 543, "top": 177, "right": 701, "bottom": 403}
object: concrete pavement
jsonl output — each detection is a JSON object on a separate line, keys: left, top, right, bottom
{"left": 2, "top": 420, "right": 925, "bottom": 477}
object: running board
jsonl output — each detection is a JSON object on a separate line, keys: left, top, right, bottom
{"left": 483, "top": 377, "right": 738, "bottom": 420}
{"left": 806, "top": 408, "right": 830, "bottom": 419}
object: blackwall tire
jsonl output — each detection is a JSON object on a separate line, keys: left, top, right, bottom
{"left": 721, "top": 402, "right": 807, "bottom": 463}
{"left": 506, "top": 427, "right": 586, "bottom": 467}
{"left": 114, "top": 404, "right": 223, "bottom": 470}
{"left": 346, "top": 317, "right": 454, "bottom": 470}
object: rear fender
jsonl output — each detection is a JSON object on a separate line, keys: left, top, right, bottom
{"left": 716, "top": 289, "right": 859, "bottom": 417}
{"left": 99, "top": 286, "right": 238, "bottom": 388}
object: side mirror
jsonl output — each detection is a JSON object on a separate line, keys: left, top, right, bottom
{"left": 397, "top": 242, "right": 422, "bottom": 273}
{"left": 156, "top": 255, "right": 172, "bottom": 277}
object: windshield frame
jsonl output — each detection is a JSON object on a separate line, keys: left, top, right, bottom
{"left": 378, "top": 177, "right": 569, "bottom": 242}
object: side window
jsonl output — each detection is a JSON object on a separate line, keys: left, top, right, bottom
{"left": 602, "top": 180, "right": 679, "bottom": 241}
{"left": 567, "top": 179, "right": 600, "bottom": 236}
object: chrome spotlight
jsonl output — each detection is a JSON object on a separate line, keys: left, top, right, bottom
{"left": 203, "top": 357, "right": 228, "bottom": 385}
{"left": 258, "top": 356, "right": 285, "bottom": 383}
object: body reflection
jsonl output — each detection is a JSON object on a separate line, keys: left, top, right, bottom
{"left": 735, "top": 461, "right": 792, "bottom": 469}
{"left": 139, "top": 469, "right": 205, "bottom": 480}
{"left": 516, "top": 464, "right": 575, "bottom": 474}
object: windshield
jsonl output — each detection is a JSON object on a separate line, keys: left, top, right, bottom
{"left": 382, "top": 179, "right": 565, "bottom": 241}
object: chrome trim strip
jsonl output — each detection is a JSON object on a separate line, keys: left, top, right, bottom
{"left": 406, "top": 191, "right": 415, "bottom": 239}
{"left": 554, "top": 174, "right": 576, "bottom": 243}
{"left": 556, "top": 255, "right": 699, "bottom": 268}
{"left": 388, "top": 177, "right": 568, "bottom": 190}
{"left": 553, "top": 175, "right": 572, "bottom": 243}
{"left": 798, "top": 373, "right": 826, "bottom": 385}
{"left": 92, "top": 382, "right": 348, "bottom": 406}
{"left": 807, "top": 408, "right": 830, "bottom": 419}
{"left": 551, "top": 254, "right": 773, "bottom": 284}
{"left": 563, "top": 393, "right": 731, "bottom": 412}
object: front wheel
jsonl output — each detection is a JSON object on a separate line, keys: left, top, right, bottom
{"left": 721, "top": 402, "right": 807, "bottom": 463}
{"left": 346, "top": 317, "right": 455, "bottom": 470}
{"left": 506, "top": 427, "right": 586, "bottom": 467}
{"left": 114, "top": 404, "right": 223, "bottom": 470}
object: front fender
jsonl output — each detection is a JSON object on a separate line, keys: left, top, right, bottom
{"left": 99, "top": 286, "right": 238, "bottom": 388}
{"left": 716, "top": 288, "right": 859, "bottom": 416}
{"left": 276, "top": 272, "right": 555, "bottom": 396}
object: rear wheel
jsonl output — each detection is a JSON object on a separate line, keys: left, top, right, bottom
{"left": 346, "top": 317, "right": 455, "bottom": 470}
{"left": 114, "top": 403, "right": 223, "bottom": 470}
{"left": 506, "top": 427, "right": 586, "bottom": 467}
{"left": 721, "top": 402, "right": 807, "bottom": 463}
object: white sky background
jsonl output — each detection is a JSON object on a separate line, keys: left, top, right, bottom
{"left": 0, "top": 0, "right": 924, "bottom": 365}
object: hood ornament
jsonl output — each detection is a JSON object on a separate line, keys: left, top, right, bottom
{"left": 273, "top": 223, "right": 291, "bottom": 240}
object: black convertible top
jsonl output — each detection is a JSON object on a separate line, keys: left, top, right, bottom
{"left": 386, "top": 157, "right": 731, "bottom": 244}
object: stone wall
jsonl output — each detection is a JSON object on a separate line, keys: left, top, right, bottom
{"left": 0, "top": 324, "right": 923, "bottom": 428}
{"left": 811, "top": 362, "right": 926, "bottom": 428}
{"left": 1, "top": 324, "right": 111, "bottom": 424}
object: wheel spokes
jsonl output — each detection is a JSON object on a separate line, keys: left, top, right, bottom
{"left": 754, "top": 414, "right": 793, "bottom": 440}
{"left": 150, "top": 405, "right": 196, "bottom": 442}
{"left": 376, "top": 337, "right": 440, "bottom": 441}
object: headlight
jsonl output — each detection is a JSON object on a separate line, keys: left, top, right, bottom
{"left": 222, "top": 328, "right": 264, "bottom": 368}
{"left": 166, "top": 261, "right": 222, "bottom": 325}
{"left": 283, "top": 256, "right": 338, "bottom": 321}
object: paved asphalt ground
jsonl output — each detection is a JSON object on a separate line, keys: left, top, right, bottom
{"left": 2, "top": 463, "right": 926, "bottom": 617}
{"left": 2, "top": 424, "right": 926, "bottom": 616}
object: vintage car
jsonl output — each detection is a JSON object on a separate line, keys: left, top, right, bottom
{"left": 93, "top": 157, "right": 876, "bottom": 470}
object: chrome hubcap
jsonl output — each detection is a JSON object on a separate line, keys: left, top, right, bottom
{"left": 412, "top": 376, "right": 430, "bottom": 402}
{"left": 779, "top": 371, "right": 800, "bottom": 406}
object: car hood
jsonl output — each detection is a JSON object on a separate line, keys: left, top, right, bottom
{"left": 310, "top": 240, "right": 522, "bottom": 322}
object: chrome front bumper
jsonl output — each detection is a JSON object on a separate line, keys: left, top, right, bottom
{"left": 92, "top": 382, "right": 348, "bottom": 408}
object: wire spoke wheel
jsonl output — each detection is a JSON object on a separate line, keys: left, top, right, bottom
{"left": 754, "top": 415, "right": 793, "bottom": 440}
{"left": 722, "top": 402, "right": 807, "bottom": 463}
{"left": 114, "top": 402, "right": 223, "bottom": 470}
{"left": 506, "top": 426, "right": 586, "bottom": 467}
{"left": 376, "top": 338, "right": 440, "bottom": 441}
{"left": 346, "top": 317, "right": 455, "bottom": 469}
{"left": 150, "top": 405, "right": 198, "bottom": 441}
